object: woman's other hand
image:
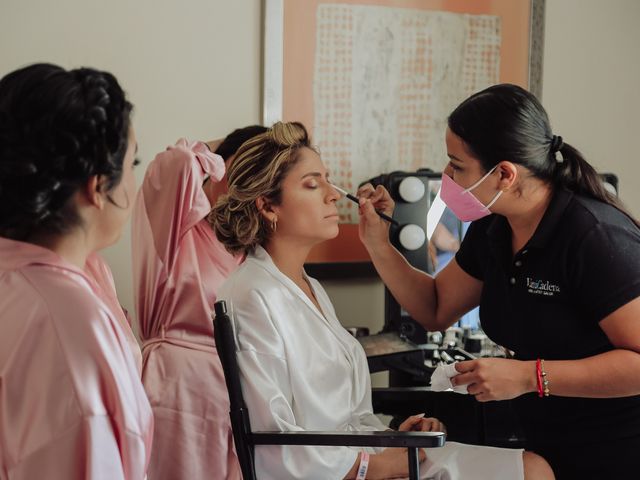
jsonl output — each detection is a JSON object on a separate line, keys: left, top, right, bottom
{"left": 452, "top": 358, "right": 537, "bottom": 402}
{"left": 398, "top": 413, "right": 446, "bottom": 433}
{"left": 345, "top": 413, "right": 439, "bottom": 479}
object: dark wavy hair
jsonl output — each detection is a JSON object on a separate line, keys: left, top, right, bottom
{"left": 448, "top": 83, "right": 637, "bottom": 225}
{"left": 215, "top": 125, "right": 268, "bottom": 162}
{"left": 0, "top": 63, "right": 133, "bottom": 241}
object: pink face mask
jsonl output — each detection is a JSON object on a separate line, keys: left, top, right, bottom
{"left": 440, "top": 166, "right": 503, "bottom": 222}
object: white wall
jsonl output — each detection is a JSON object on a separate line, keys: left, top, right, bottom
{"left": 0, "top": 0, "right": 263, "bottom": 320}
{"left": 1, "top": 0, "right": 639, "bottom": 335}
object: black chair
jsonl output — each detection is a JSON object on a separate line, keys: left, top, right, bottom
{"left": 213, "top": 300, "right": 446, "bottom": 480}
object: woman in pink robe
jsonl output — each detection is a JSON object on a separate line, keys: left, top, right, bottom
{"left": 132, "top": 126, "right": 265, "bottom": 479}
{"left": 0, "top": 63, "right": 152, "bottom": 479}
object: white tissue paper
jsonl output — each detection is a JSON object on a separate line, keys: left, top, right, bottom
{"left": 430, "top": 362, "right": 469, "bottom": 394}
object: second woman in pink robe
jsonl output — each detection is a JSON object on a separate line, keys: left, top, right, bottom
{"left": 132, "top": 139, "right": 242, "bottom": 480}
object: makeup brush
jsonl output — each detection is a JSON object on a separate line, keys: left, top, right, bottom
{"left": 330, "top": 183, "right": 399, "bottom": 226}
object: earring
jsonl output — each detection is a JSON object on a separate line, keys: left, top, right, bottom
{"left": 271, "top": 218, "right": 277, "bottom": 232}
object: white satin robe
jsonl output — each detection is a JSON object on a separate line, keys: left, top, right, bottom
{"left": 217, "top": 246, "right": 524, "bottom": 480}
{"left": 0, "top": 238, "right": 153, "bottom": 480}
{"left": 132, "top": 139, "right": 242, "bottom": 480}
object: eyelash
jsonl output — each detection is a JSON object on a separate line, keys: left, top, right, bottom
{"left": 133, "top": 158, "right": 141, "bottom": 169}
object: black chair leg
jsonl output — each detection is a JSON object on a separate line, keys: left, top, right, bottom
{"left": 408, "top": 447, "right": 420, "bottom": 480}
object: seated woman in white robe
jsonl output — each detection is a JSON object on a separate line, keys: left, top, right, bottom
{"left": 211, "top": 122, "right": 554, "bottom": 480}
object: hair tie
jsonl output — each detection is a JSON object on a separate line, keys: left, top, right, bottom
{"left": 551, "top": 135, "right": 563, "bottom": 152}
{"left": 551, "top": 135, "right": 564, "bottom": 163}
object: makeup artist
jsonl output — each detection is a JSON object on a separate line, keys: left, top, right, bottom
{"left": 356, "top": 84, "right": 640, "bottom": 479}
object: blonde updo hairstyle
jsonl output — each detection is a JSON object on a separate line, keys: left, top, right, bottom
{"left": 210, "top": 121, "right": 314, "bottom": 255}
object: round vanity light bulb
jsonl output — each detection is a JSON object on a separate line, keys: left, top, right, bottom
{"left": 398, "top": 176, "right": 425, "bottom": 203}
{"left": 398, "top": 224, "right": 426, "bottom": 251}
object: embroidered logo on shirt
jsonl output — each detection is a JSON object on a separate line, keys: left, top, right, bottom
{"left": 526, "top": 277, "right": 561, "bottom": 296}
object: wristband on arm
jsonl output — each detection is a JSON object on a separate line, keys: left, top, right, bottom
{"left": 356, "top": 451, "right": 370, "bottom": 480}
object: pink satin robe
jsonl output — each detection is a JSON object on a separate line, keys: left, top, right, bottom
{"left": 84, "top": 253, "right": 143, "bottom": 373}
{"left": 0, "top": 238, "right": 153, "bottom": 480}
{"left": 132, "top": 139, "right": 242, "bottom": 480}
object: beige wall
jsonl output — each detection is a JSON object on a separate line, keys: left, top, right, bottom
{"left": 1, "top": 0, "right": 639, "bottom": 334}
{"left": 543, "top": 0, "right": 640, "bottom": 217}
{"left": 0, "top": 0, "right": 262, "bottom": 319}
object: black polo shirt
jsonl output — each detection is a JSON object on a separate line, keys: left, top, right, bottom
{"left": 456, "top": 188, "right": 640, "bottom": 475}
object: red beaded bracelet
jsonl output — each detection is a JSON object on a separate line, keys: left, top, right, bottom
{"left": 536, "top": 358, "right": 544, "bottom": 397}
{"left": 536, "top": 358, "right": 550, "bottom": 397}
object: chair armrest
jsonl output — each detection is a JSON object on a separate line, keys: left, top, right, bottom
{"left": 372, "top": 386, "right": 435, "bottom": 396}
{"left": 251, "top": 430, "right": 445, "bottom": 448}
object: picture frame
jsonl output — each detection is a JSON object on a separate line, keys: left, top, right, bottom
{"left": 263, "top": 0, "right": 546, "bottom": 277}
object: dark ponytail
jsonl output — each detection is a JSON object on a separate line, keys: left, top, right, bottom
{"left": 448, "top": 83, "right": 638, "bottom": 226}
{"left": 551, "top": 141, "right": 612, "bottom": 202}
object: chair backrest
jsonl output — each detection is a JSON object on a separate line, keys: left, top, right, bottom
{"left": 213, "top": 300, "right": 257, "bottom": 480}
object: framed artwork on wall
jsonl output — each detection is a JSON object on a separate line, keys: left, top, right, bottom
{"left": 263, "top": 0, "right": 545, "bottom": 275}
